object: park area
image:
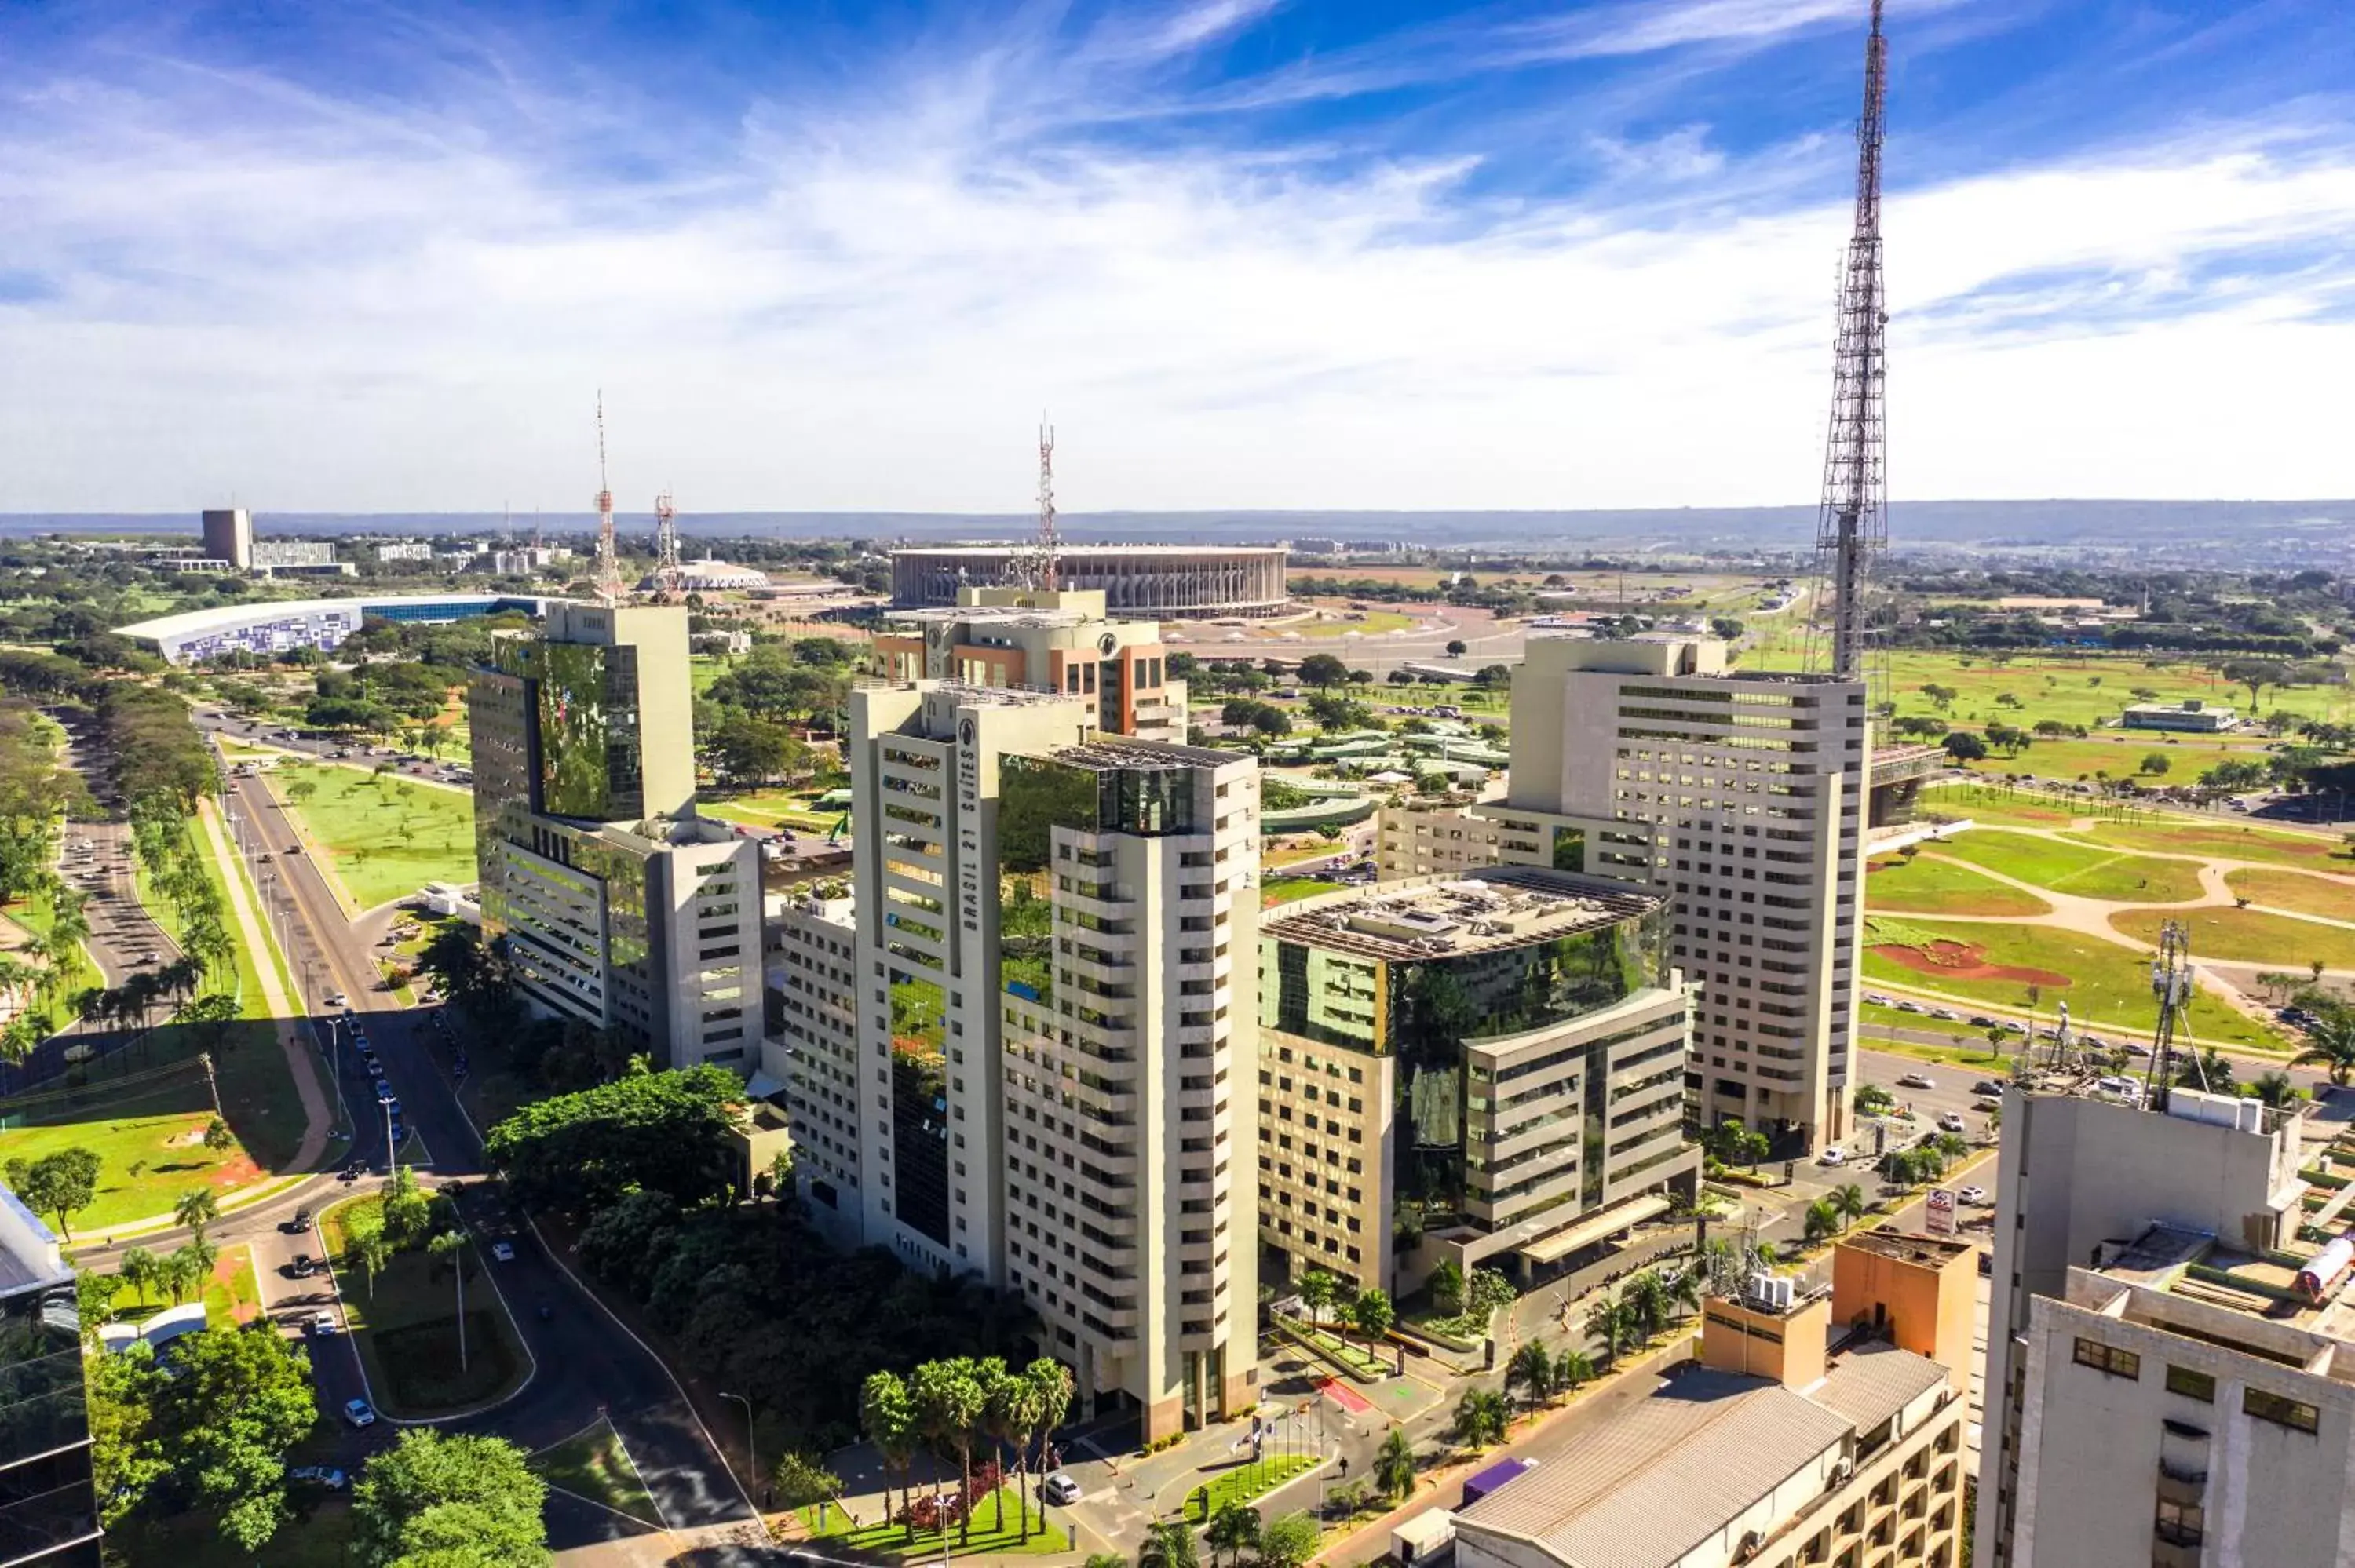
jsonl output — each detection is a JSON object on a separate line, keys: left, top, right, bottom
{"left": 1862, "top": 853, "right": 2049, "bottom": 917}
{"left": 807, "top": 1487, "right": 1069, "bottom": 1559}
{"left": 322, "top": 1195, "right": 528, "bottom": 1417}
{"left": 271, "top": 762, "right": 475, "bottom": 910}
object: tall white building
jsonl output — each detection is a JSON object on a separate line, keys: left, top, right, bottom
{"left": 1378, "top": 637, "right": 1868, "bottom": 1150}
{"left": 776, "top": 679, "right": 1261, "bottom": 1438}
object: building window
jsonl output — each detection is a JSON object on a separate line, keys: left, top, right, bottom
{"left": 2072, "top": 1338, "right": 2140, "bottom": 1380}
{"left": 2165, "top": 1366, "right": 2216, "bottom": 1402}
{"left": 2154, "top": 1500, "right": 2203, "bottom": 1548}
{"left": 2244, "top": 1388, "right": 2320, "bottom": 1434}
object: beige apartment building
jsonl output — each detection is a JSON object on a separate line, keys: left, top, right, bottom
{"left": 1375, "top": 636, "right": 1868, "bottom": 1150}
{"left": 1455, "top": 1245, "right": 1970, "bottom": 1568}
{"left": 868, "top": 586, "right": 1188, "bottom": 742}
{"left": 779, "top": 677, "right": 1258, "bottom": 1439}
{"left": 1254, "top": 868, "right": 1696, "bottom": 1298}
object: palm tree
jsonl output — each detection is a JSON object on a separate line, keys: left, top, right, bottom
{"left": 860, "top": 1371, "right": 918, "bottom": 1540}
{"left": 1206, "top": 1503, "right": 1261, "bottom": 1568}
{"left": 910, "top": 1358, "right": 986, "bottom": 1544}
{"left": 2251, "top": 1070, "right": 2298, "bottom": 1110}
{"left": 1375, "top": 1427, "right": 1417, "bottom": 1501}
{"left": 1451, "top": 1387, "right": 1510, "bottom": 1449}
{"left": 119, "top": 1246, "right": 161, "bottom": 1309}
{"left": 427, "top": 1231, "right": 469, "bottom": 1373}
{"left": 1139, "top": 1521, "right": 1200, "bottom": 1568}
{"left": 1506, "top": 1341, "right": 1556, "bottom": 1410}
{"left": 2175, "top": 1048, "right": 2239, "bottom": 1096}
{"left": 2293, "top": 1015, "right": 2355, "bottom": 1086}
{"left": 1553, "top": 1347, "right": 1594, "bottom": 1399}
{"left": 1586, "top": 1289, "right": 1636, "bottom": 1366}
{"left": 1804, "top": 1198, "right": 1840, "bottom": 1245}
{"left": 1832, "top": 1183, "right": 1870, "bottom": 1232}
{"left": 1023, "top": 1358, "right": 1072, "bottom": 1538}
{"left": 173, "top": 1187, "right": 220, "bottom": 1244}
{"left": 1623, "top": 1270, "right": 1670, "bottom": 1342}
{"left": 1660, "top": 1265, "right": 1703, "bottom": 1324}
{"left": 980, "top": 1358, "right": 1031, "bottom": 1537}
{"left": 1933, "top": 1132, "right": 1970, "bottom": 1169}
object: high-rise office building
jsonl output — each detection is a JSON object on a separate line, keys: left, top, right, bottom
{"left": 468, "top": 602, "right": 760, "bottom": 1072}
{"left": 1976, "top": 1088, "right": 2310, "bottom": 1567}
{"left": 1253, "top": 869, "right": 1695, "bottom": 1296}
{"left": 200, "top": 508, "right": 252, "bottom": 570}
{"left": 867, "top": 586, "right": 1189, "bottom": 742}
{"left": 1377, "top": 636, "right": 1869, "bottom": 1150}
{"left": 0, "top": 1185, "right": 100, "bottom": 1566}
{"left": 779, "top": 678, "right": 1261, "bottom": 1438}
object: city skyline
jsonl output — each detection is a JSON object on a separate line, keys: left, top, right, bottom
{"left": 4, "top": 0, "right": 2350, "bottom": 512}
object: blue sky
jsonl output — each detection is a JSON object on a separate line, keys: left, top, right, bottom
{"left": 2, "top": 0, "right": 2350, "bottom": 512}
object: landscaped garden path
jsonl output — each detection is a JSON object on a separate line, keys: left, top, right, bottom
{"left": 1866, "top": 805, "right": 2355, "bottom": 1050}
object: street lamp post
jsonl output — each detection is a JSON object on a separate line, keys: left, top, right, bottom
{"left": 720, "top": 1391, "right": 758, "bottom": 1508}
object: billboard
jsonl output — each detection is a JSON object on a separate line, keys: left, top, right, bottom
{"left": 1925, "top": 1187, "right": 1957, "bottom": 1237}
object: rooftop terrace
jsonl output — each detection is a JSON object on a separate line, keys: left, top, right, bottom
{"left": 1261, "top": 866, "right": 1664, "bottom": 963}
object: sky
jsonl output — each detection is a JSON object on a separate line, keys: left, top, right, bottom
{"left": 1, "top": 0, "right": 2350, "bottom": 515}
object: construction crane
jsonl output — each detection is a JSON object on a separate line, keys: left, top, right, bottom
{"left": 590, "top": 392, "right": 626, "bottom": 603}
{"left": 1806, "top": 0, "right": 1889, "bottom": 698}
{"left": 652, "top": 490, "right": 681, "bottom": 600}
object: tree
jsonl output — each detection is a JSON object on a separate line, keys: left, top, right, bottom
{"left": 1138, "top": 1520, "right": 1201, "bottom": 1568}
{"left": 379, "top": 1165, "right": 433, "bottom": 1249}
{"left": 1466, "top": 1267, "right": 1517, "bottom": 1318}
{"left": 1023, "top": 1358, "right": 1073, "bottom": 1538}
{"left": 1854, "top": 1082, "right": 1896, "bottom": 1118}
{"left": 165, "top": 1326, "right": 322, "bottom": 1552}
{"left": 1451, "top": 1387, "right": 1510, "bottom": 1449}
{"left": 2175, "top": 1049, "right": 2239, "bottom": 1096}
{"left": 1346, "top": 1286, "right": 1394, "bottom": 1358}
{"left": 344, "top": 1205, "right": 395, "bottom": 1300}
{"left": 860, "top": 1371, "right": 918, "bottom": 1539}
{"left": 1554, "top": 1347, "right": 1595, "bottom": 1399}
{"left": 427, "top": 1231, "right": 471, "bottom": 1373}
{"left": 772, "top": 1450, "right": 844, "bottom": 1524}
{"left": 484, "top": 1065, "right": 747, "bottom": 1211}
{"left": 706, "top": 713, "right": 804, "bottom": 786}
{"left": 16, "top": 1147, "right": 101, "bottom": 1241}
{"left": 352, "top": 1428, "right": 550, "bottom": 1568}
{"left": 1298, "top": 653, "right": 1349, "bottom": 689}
{"left": 1623, "top": 1270, "right": 1670, "bottom": 1340}
{"left": 2293, "top": 1013, "right": 2355, "bottom": 1085}
{"left": 1297, "top": 1268, "right": 1337, "bottom": 1326}
{"left": 1206, "top": 1502, "right": 1261, "bottom": 1568}
{"left": 1258, "top": 1511, "right": 1322, "bottom": 1568}
{"left": 909, "top": 1358, "right": 986, "bottom": 1544}
{"left": 1586, "top": 1289, "right": 1638, "bottom": 1366}
{"left": 1444, "top": 640, "right": 1468, "bottom": 658}
{"left": 1507, "top": 1341, "right": 1556, "bottom": 1409}
{"left": 170, "top": 1237, "right": 219, "bottom": 1304}
{"left": 203, "top": 1115, "right": 235, "bottom": 1152}
{"left": 1942, "top": 731, "right": 1989, "bottom": 764}
{"left": 1804, "top": 1198, "right": 1840, "bottom": 1245}
{"left": 75, "top": 1267, "right": 122, "bottom": 1343}
{"left": 1427, "top": 1257, "right": 1465, "bottom": 1317}
{"left": 978, "top": 1358, "right": 1031, "bottom": 1537}
{"left": 1832, "top": 1182, "right": 1869, "bottom": 1231}
{"left": 1375, "top": 1427, "right": 1417, "bottom": 1501}
{"left": 90, "top": 1342, "right": 171, "bottom": 1529}
{"left": 2251, "top": 1071, "right": 2298, "bottom": 1110}
{"left": 174, "top": 1187, "right": 221, "bottom": 1244}
{"left": 2138, "top": 753, "right": 2171, "bottom": 776}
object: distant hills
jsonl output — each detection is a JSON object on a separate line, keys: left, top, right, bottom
{"left": 6, "top": 499, "right": 2350, "bottom": 561}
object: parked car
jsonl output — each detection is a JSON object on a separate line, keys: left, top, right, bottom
{"left": 287, "top": 1464, "right": 347, "bottom": 1490}
{"left": 342, "top": 1398, "right": 377, "bottom": 1428}
{"left": 1816, "top": 1147, "right": 1847, "bottom": 1167}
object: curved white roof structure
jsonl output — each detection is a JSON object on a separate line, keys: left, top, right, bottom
{"left": 118, "top": 593, "right": 553, "bottom": 665}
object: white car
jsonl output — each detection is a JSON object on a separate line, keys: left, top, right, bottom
{"left": 1897, "top": 1073, "right": 1935, "bottom": 1090}
{"left": 305, "top": 1310, "right": 338, "bottom": 1335}
{"left": 327, "top": 992, "right": 348, "bottom": 1008}
{"left": 491, "top": 1242, "right": 516, "bottom": 1264}
{"left": 1957, "top": 1185, "right": 1988, "bottom": 1205}
{"left": 342, "top": 1398, "right": 377, "bottom": 1428}
{"left": 1816, "top": 1147, "right": 1848, "bottom": 1167}
{"left": 1042, "top": 1472, "right": 1082, "bottom": 1505}
{"left": 1937, "top": 1112, "right": 1967, "bottom": 1133}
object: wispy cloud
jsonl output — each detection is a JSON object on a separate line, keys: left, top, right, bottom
{"left": 0, "top": 0, "right": 2350, "bottom": 511}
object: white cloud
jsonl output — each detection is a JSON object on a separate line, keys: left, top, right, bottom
{"left": 0, "top": 13, "right": 2350, "bottom": 512}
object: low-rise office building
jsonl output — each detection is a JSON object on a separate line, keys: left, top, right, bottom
{"left": 1254, "top": 868, "right": 1696, "bottom": 1297}
{"left": 2122, "top": 700, "right": 2240, "bottom": 733}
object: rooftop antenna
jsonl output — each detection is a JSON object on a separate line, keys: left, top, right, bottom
{"left": 2138, "top": 920, "right": 2196, "bottom": 1111}
{"left": 590, "top": 392, "right": 625, "bottom": 603}
{"left": 654, "top": 489, "right": 681, "bottom": 598}
{"left": 1806, "top": 0, "right": 1889, "bottom": 703}
{"left": 1036, "top": 417, "right": 1059, "bottom": 591}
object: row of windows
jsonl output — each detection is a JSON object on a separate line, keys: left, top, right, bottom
{"left": 2072, "top": 1336, "right": 2320, "bottom": 1434}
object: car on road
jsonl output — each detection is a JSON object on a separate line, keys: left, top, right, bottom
{"left": 1974, "top": 1096, "right": 2003, "bottom": 1114}
{"left": 1897, "top": 1073, "right": 1935, "bottom": 1089}
{"left": 1895, "top": 1001, "right": 1924, "bottom": 1014}
{"left": 365, "top": 1058, "right": 385, "bottom": 1079}
{"left": 374, "top": 1082, "right": 396, "bottom": 1105}
{"left": 491, "top": 1242, "right": 515, "bottom": 1264}
{"left": 1930, "top": 1008, "right": 1961, "bottom": 1022}
{"left": 289, "top": 1254, "right": 319, "bottom": 1278}
{"left": 1937, "top": 1112, "right": 1967, "bottom": 1133}
{"left": 2123, "top": 1041, "right": 2152, "bottom": 1057}
{"left": 1967, "top": 1016, "right": 1998, "bottom": 1029}
{"left": 342, "top": 1398, "right": 376, "bottom": 1429}
{"left": 1816, "top": 1147, "right": 1847, "bottom": 1167}
{"left": 287, "top": 1464, "right": 347, "bottom": 1490}
{"left": 287, "top": 1208, "right": 312, "bottom": 1233}
{"left": 304, "top": 1310, "right": 338, "bottom": 1335}
{"left": 1971, "top": 1080, "right": 2003, "bottom": 1096}
{"left": 1042, "top": 1472, "right": 1083, "bottom": 1505}
{"left": 327, "top": 991, "right": 346, "bottom": 1008}
{"left": 1957, "top": 1185, "right": 1988, "bottom": 1205}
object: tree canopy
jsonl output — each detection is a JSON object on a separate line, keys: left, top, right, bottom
{"left": 352, "top": 1429, "right": 550, "bottom": 1568}
{"left": 483, "top": 1065, "right": 746, "bottom": 1211}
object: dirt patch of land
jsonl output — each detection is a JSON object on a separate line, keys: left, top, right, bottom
{"left": 1871, "top": 939, "right": 2072, "bottom": 989}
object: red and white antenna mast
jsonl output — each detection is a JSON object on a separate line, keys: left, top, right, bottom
{"left": 1035, "top": 418, "right": 1059, "bottom": 592}
{"left": 591, "top": 392, "right": 625, "bottom": 603}
{"left": 653, "top": 489, "right": 681, "bottom": 597}
{"left": 1807, "top": 0, "right": 1889, "bottom": 695}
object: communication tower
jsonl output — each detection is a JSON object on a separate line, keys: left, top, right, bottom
{"left": 653, "top": 490, "right": 681, "bottom": 598}
{"left": 590, "top": 392, "right": 625, "bottom": 603}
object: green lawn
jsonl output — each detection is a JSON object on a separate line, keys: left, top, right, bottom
{"left": 104, "top": 1498, "right": 353, "bottom": 1568}
{"left": 2224, "top": 868, "right": 2355, "bottom": 920}
{"left": 809, "top": 1486, "right": 1069, "bottom": 1559}
{"left": 2110, "top": 907, "right": 2355, "bottom": 973}
{"left": 703, "top": 789, "right": 840, "bottom": 833}
{"left": 1262, "top": 878, "right": 1345, "bottom": 909}
{"left": 1292, "top": 609, "right": 1418, "bottom": 640}
{"left": 1861, "top": 916, "right": 2277, "bottom": 1050}
{"left": 323, "top": 1197, "right": 529, "bottom": 1417}
{"left": 1863, "top": 854, "right": 2050, "bottom": 917}
{"left": 690, "top": 655, "right": 737, "bottom": 696}
{"left": 1747, "top": 649, "right": 2353, "bottom": 731}
{"left": 1185, "top": 1453, "right": 1318, "bottom": 1518}
{"left": 2076, "top": 819, "right": 2354, "bottom": 873}
{"left": 531, "top": 1417, "right": 663, "bottom": 1527}
{"left": 1917, "top": 786, "right": 2089, "bottom": 830}
{"left": 272, "top": 763, "right": 475, "bottom": 910}
{"left": 104, "top": 1240, "right": 264, "bottom": 1328}
{"left": 1924, "top": 830, "right": 2207, "bottom": 903}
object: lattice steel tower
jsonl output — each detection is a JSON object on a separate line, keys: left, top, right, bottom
{"left": 590, "top": 392, "right": 626, "bottom": 603}
{"left": 1809, "top": 0, "right": 1889, "bottom": 688}
{"left": 1035, "top": 419, "right": 1059, "bottom": 591}
{"left": 653, "top": 489, "right": 681, "bottom": 597}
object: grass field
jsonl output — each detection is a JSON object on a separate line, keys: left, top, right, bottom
{"left": 323, "top": 1196, "right": 528, "bottom": 1417}
{"left": 1263, "top": 877, "right": 1344, "bottom": 909}
{"left": 1291, "top": 607, "right": 1419, "bottom": 640}
{"left": 2224, "top": 867, "right": 2355, "bottom": 920}
{"left": 1918, "top": 787, "right": 2090, "bottom": 829}
{"left": 104, "top": 1241, "right": 264, "bottom": 1328}
{"left": 532, "top": 1417, "right": 662, "bottom": 1527}
{"left": 1747, "top": 648, "right": 2354, "bottom": 730}
{"left": 1965, "top": 734, "right": 2266, "bottom": 784}
{"left": 703, "top": 788, "right": 840, "bottom": 833}
{"left": 2078, "top": 819, "right": 2354, "bottom": 873}
{"left": 1187, "top": 1453, "right": 1318, "bottom": 1517}
{"left": 1861, "top": 916, "right": 2275, "bottom": 1049}
{"left": 1863, "top": 854, "right": 2050, "bottom": 917}
{"left": 691, "top": 655, "right": 736, "bottom": 695}
{"left": 2111, "top": 907, "right": 2355, "bottom": 973}
{"left": 1923, "top": 830, "right": 2207, "bottom": 903}
{"left": 810, "top": 1486, "right": 1069, "bottom": 1559}
{"left": 273, "top": 763, "right": 475, "bottom": 909}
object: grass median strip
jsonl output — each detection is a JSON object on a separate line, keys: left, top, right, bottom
{"left": 809, "top": 1486, "right": 1069, "bottom": 1559}
{"left": 531, "top": 1417, "right": 663, "bottom": 1528}
{"left": 322, "top": 1194, "right": 529, "bottom": 1417}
